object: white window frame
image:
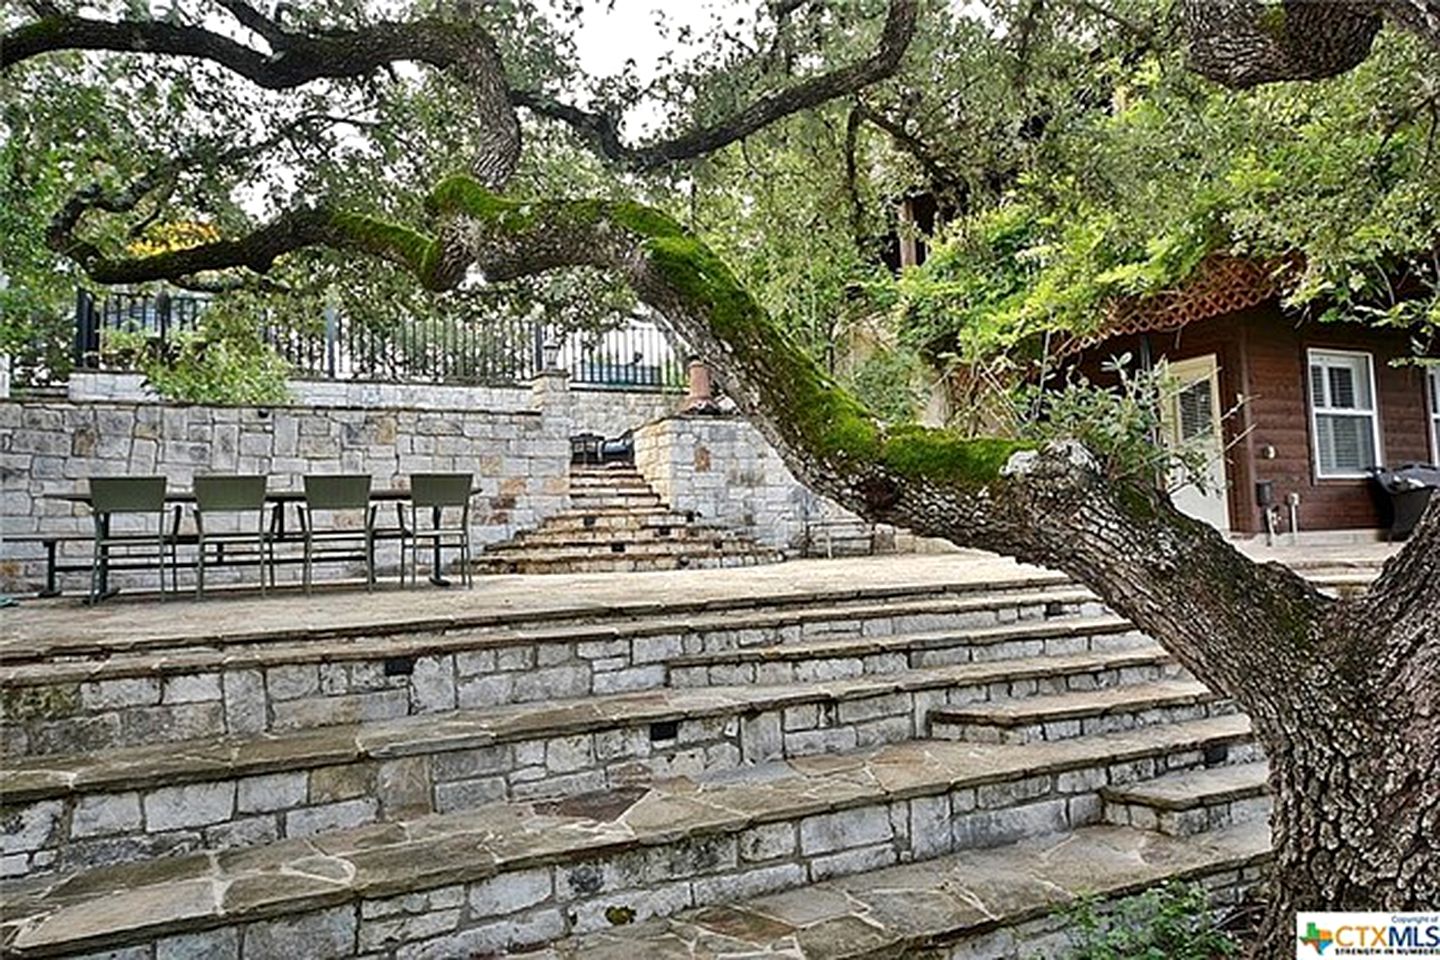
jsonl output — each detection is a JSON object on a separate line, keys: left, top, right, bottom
{"left": 1429, "top": 367, "right": 1440, "bottom": 462}
{"left": 1307, "top": 348, "right": 1383, "bottom": 480}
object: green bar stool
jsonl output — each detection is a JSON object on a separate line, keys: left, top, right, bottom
{"left": 301, "top": 474, "right": 376, "bottom": 594}
{"left": 402, "top": 472, "right": 475, "bottom": 588}
{"left": 87, "top": 476, "right": 175, "bottom": 603}
{"left": 194, "top": 474, "right": 271, "bottom": 599}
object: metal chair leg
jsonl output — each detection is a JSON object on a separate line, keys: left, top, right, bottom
{"left": 89, "top": 537, "right": 102, "bottom": 605}
{"left": 365, "top": 531, "right": 375, "bottom": 591}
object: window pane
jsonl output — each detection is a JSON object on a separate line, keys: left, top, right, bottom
{"left": 1178, "top": 381, "right": 1214, "bottom": 442}
{"left": 1309, "top": 365, "right": 1325, "bottom": 408}
{"left": 1317, "top": 414, "right": 1376, "bottom": 474}
{"left": 1328, "top": 366, "right": 1357, "bottom": 409}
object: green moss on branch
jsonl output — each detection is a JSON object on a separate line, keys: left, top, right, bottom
{"left": 330, "top": 212, "right": 440, "bottom": 286}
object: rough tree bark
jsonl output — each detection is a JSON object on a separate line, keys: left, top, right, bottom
{"left": 1178, "top": 0, "right": 1440, "bottom": 88}
{"left": 6, "top": 4, "right": 1439, "bottom": 957}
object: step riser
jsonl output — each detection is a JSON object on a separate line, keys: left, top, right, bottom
{"left": 535, "top": 516, "right": 696, "bottom": 534}
{"left": 512, "top": 528, "right": 735, "bottom": 547}
{"left": 3, "top": 615, "right": 1114, "bottom": 759}
{"left": 566, "top": 476, "right": 648, "bottom": 487}
{"left": 1, "top": 737, "right": 1260, "bottom": 957}
{"left": 1104, "top": 793, "right": 1272, "bottom": 837}
{"left": 669, "top": 627, "right": 1156, "bottom": 688}
{"left": 932, "top": 699, "right": 1238, "bottom": 745}
{"left": 518, "top": 521, "right": 711, "bottom": 538}
{"left": 489, "top": 539, "right": 757, "bottom": 558}
{"left": 1, "top": 659, "right": 1183, "bottom": 880}
{"left": 474, "top": 552, "right": 779, "bottom": 575}
{"left": 567, "top": 494, "right": 662, "bottom": 508}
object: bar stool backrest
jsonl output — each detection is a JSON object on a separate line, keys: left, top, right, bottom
{"left": 195, "top": 475, "right": 268, "bottom": 512}
{"left": 410, "top": 473, "right": 473, "bottom": 509}
{"left": 89, "top": 477, "right": 166, "bottom": 515}
{"left": 303, "top": 474, "right": 372, "bottom": 510}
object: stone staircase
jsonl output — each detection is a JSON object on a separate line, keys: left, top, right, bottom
{"left": 0, "top": 563, "right": 1353, "bottom": 958}
{"left": 474, "top": 463, "right": 783, "bottom": 574}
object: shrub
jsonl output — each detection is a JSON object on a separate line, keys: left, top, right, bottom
{"left": 1052, "top": 880, "right": 1239, "bottom": 960}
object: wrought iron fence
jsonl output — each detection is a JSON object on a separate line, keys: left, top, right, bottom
{"left": 72, "top": 289, "right": 686, "bottom": 391}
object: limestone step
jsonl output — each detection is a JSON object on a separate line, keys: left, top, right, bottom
{"left": 1103, "top": 760, "right": 1271, "bottom": 837}
{"left": 484, "top": 537, "right": 766, "bottom": 559}
{"left": 0, "top": 570, "right": 1074, "bottom": 665}
{"left": 521, "top": 515, "right": 705, "bottom": 538}
{"left": 0, "top": 716, "right": 1257, "bottom": 958}
{"left": 929, "top": 680, "right": 1232, "bottom": 744}
{"left": 1, "top": 648, "right": 1180, "bottom": 879}
{"left": 511, "top": 524, "right": 741, "bottom": 547}
{"left": 568, "top": 488, "right": 660, "bottom": 503}
{"left": 566, "top": 491, "right": 663, "bottom": 508}
{"left": 667, "top": 610, "right": 1147, "bottom": 687}
{"left": 472, "top": 548, "right": 781, "bottom": 575}
{"left": 541, "top": 821, "right": 1271, "bottom": 959}
{"left": 566, "top": 471, "right": 649, "bottom": 487}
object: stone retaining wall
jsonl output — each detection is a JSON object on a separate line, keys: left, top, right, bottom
{"left": 633, "top": 414, "right": 872, "bottom": 554}
{"left": 0, "top": 399, "right": 569, "bottom": 592}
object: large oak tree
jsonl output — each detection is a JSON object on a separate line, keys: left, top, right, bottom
{"left": 3, "top": 1, "right": 1437, "bottom": 956}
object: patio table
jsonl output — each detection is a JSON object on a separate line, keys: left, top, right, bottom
{"left": 45, "top": 487, "right": 479, "bottom": 597}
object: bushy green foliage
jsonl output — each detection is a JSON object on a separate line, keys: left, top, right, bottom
{"left": 102, "top": 308, "right": 292, "bottom": 407}
{"left": 1016, "top": 355, "right": 1217, "bottom": 493}
{"left": 1055, "top": 881, "right": 1239, "bottom": 960}
{"left": 847, "top": 348, "right": 926, "bottom": 424}
{"left": 887, "top": 32, "right": 1440, "bottom": 363}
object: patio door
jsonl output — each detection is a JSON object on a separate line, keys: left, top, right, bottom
{"left": 1161, "top": 354, "right": 1230, "bottom": 531}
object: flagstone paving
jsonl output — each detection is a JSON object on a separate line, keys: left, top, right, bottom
{"left": 0, "top": 553, "right": 1049, "bottom": 661}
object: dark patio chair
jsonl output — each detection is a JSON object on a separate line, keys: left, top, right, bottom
{"left": 401, "top": 472, "right": 475, "bottom": 588}
{"left": 88, "top": 476, "right": 176, "bottom": 603}
{"left": 194, "top": 474, "right": 271, "bottom": 599}
{"left": 300, "top": 474, "right": 376, "bottom": 594}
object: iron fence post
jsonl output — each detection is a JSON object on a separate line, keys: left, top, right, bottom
{"left": 324, "top": 301, "right": 338, "bottom": 379}
{"left": 73, "top": 289, "right": 97, "bottom": 368}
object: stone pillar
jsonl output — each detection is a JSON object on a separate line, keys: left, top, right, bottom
{"left": 530, "top": 363, "right": 573, "bottom": 454}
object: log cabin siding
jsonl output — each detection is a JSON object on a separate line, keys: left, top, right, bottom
{"left": 1069, "top": 302, "right": 1434, "bottom": 534}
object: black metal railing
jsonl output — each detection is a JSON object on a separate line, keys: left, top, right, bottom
{"left": 72, "top": 289, "right": 686, "bottom": 391}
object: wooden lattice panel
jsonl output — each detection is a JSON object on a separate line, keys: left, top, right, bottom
{"left": 1056, "top": 255, "right": 1295, "bottom": 357}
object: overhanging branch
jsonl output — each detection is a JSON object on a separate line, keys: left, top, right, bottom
{"left": 1, "top": 12, "right": 488, "bottom": 88}
{"left": 512, "top": 0, "right": 919, "bottom": 170}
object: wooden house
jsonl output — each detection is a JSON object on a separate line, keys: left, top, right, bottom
{"left": 1059, "top": 257, "right": 1439, "bottom": 536}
